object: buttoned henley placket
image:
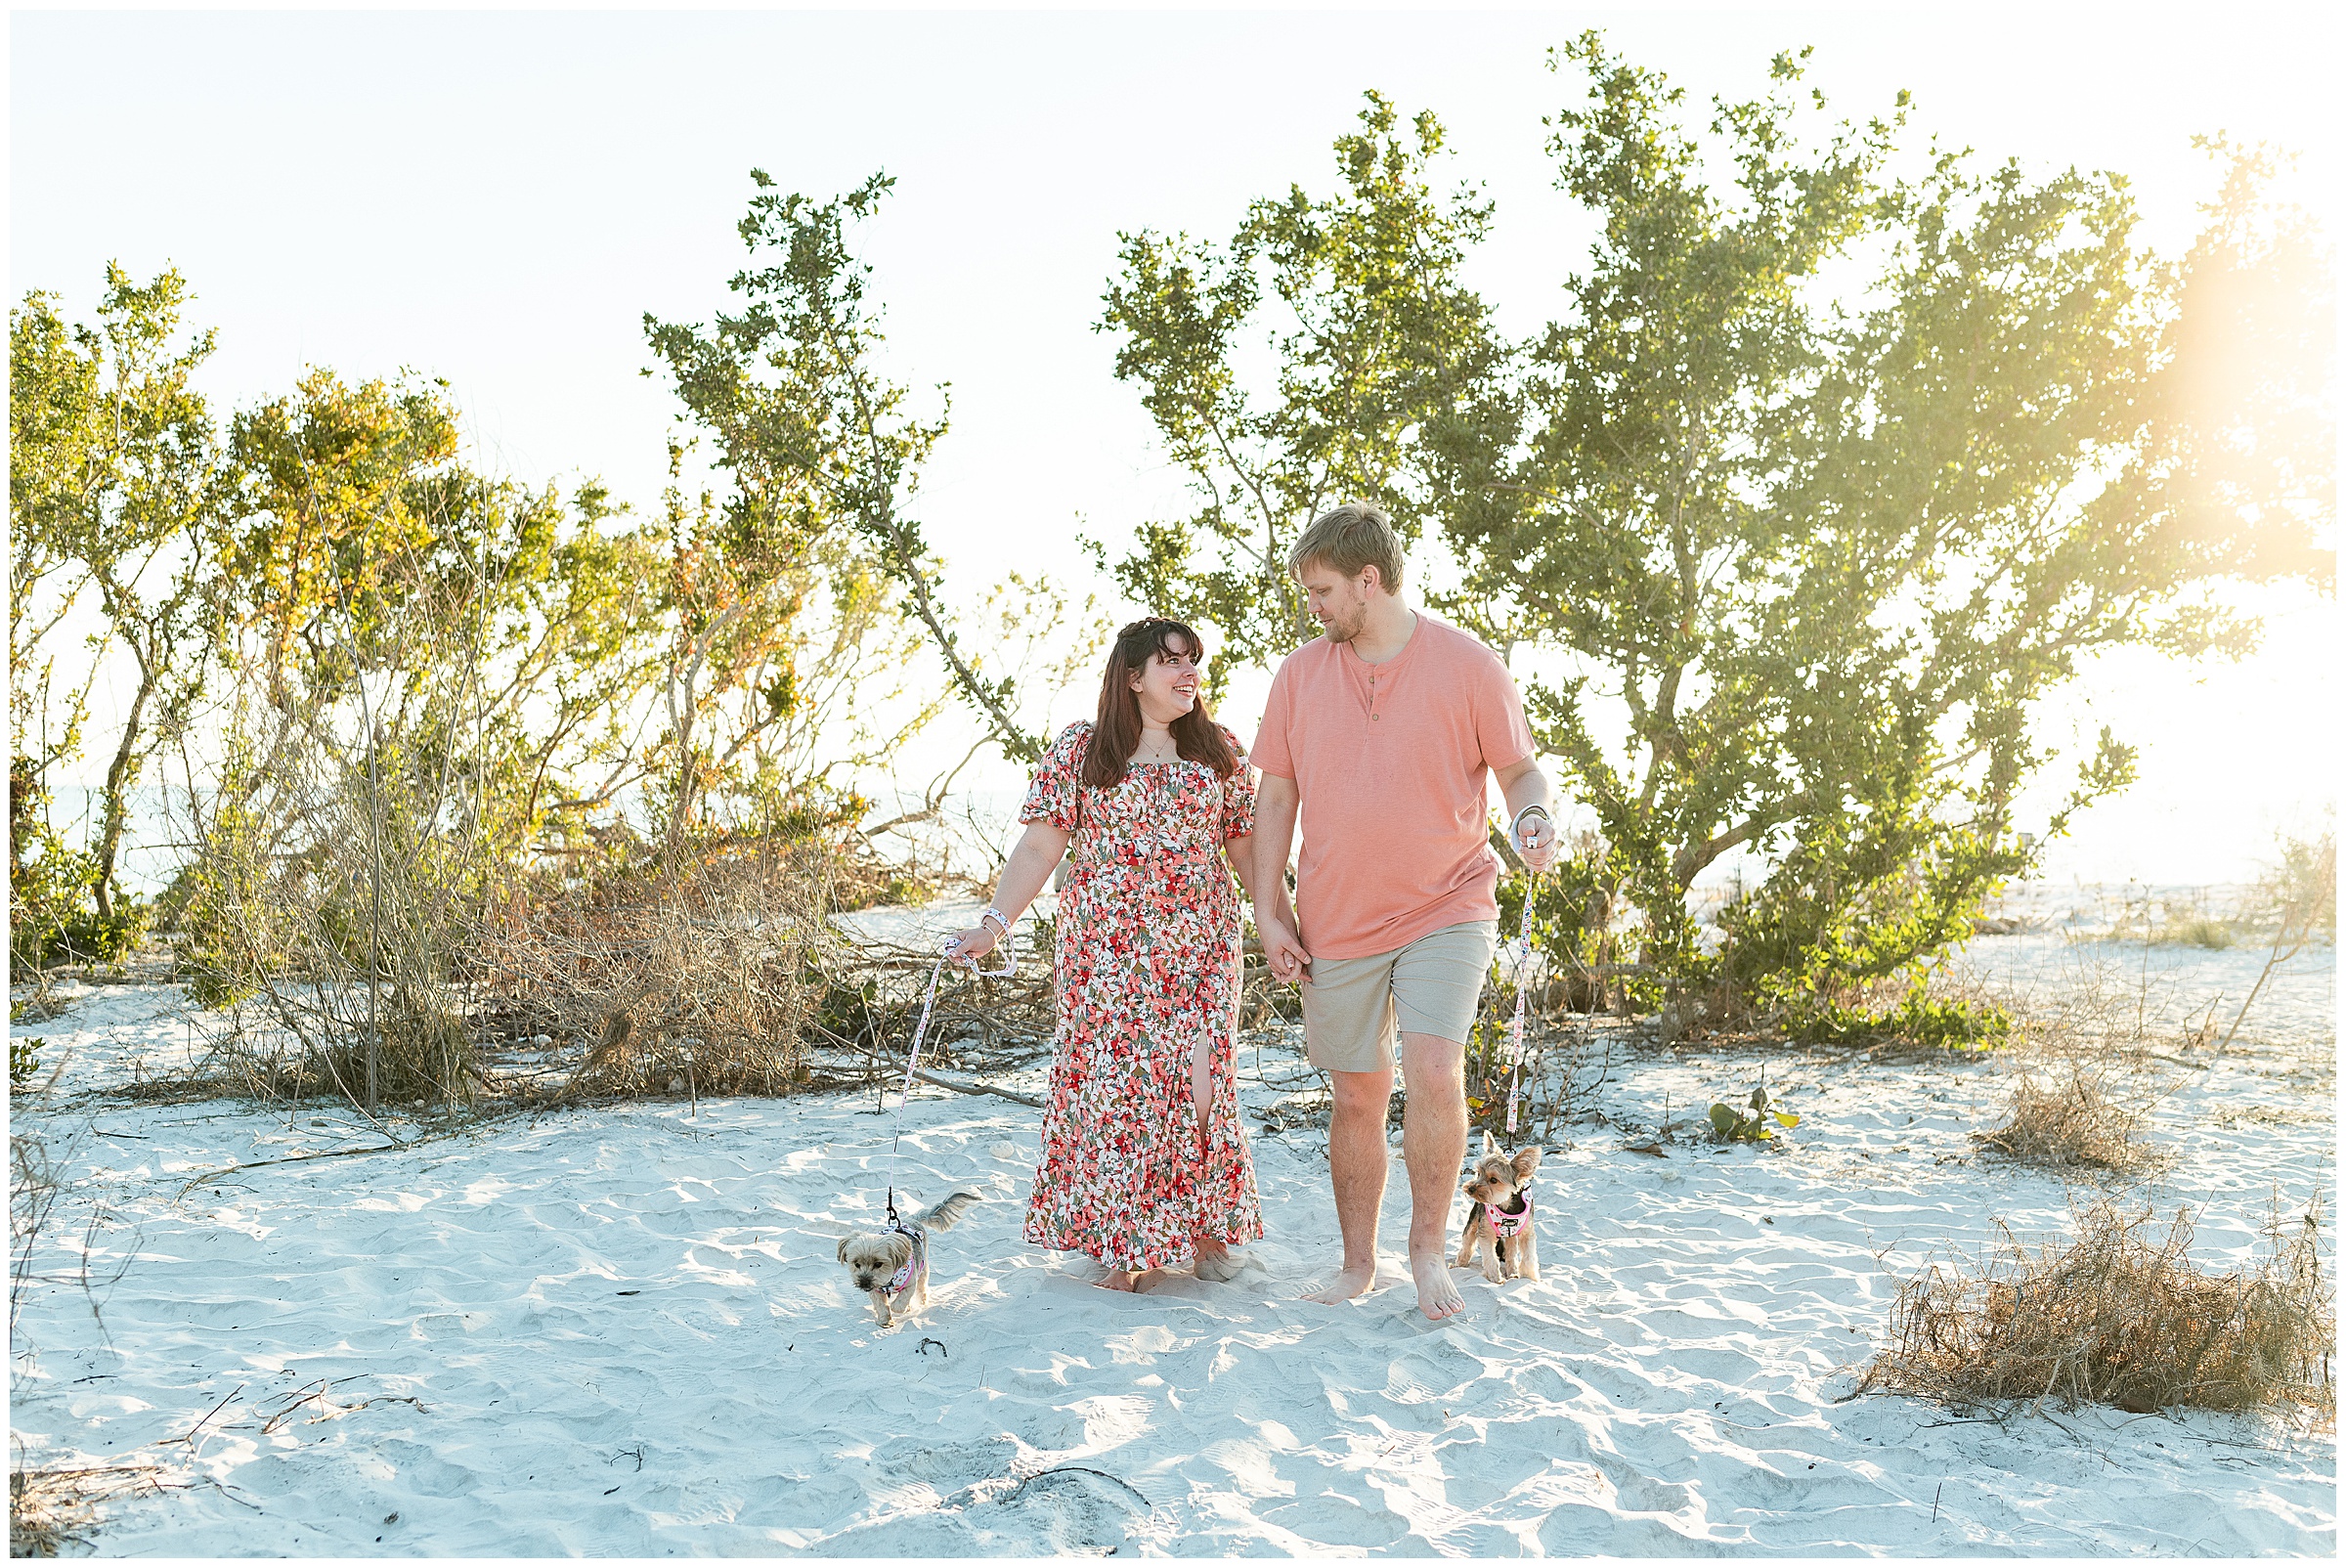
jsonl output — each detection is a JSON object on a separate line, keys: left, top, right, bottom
{"left": 1347, "top": 617, "right": 1421, "bottom": 728}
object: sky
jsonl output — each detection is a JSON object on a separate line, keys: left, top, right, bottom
{"left": 10, "top": 1, "right": 2339, "bottom": 886}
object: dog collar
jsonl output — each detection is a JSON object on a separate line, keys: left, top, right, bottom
{"left": 1486, "top": 1189, "right": 1533, "bottom": 1240}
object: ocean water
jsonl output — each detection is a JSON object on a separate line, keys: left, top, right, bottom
{"left": 1944, "top": 881, "right": 2335, "bottom": 1053}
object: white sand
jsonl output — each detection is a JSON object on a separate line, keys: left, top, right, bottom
{"left": 8, "top": 925, "right": 2334, "bottom": 1556}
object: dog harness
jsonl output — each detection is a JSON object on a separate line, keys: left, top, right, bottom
{"left": 884, "top": 1221, "right": 930, "bottom": 1300}
{"left": 1485, "top": 1188, "right": 1533, "bottom": 1240}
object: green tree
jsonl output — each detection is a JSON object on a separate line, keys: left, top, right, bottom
{"left": 1097, "top": 92, "right": 1500, "bottom": 682}
{"left": 11, "top": 283, "right": 109, "bottom": 965}
{"left": 9, "top": 288, "right": 103, "bottom": 787}
{"left": 638, "top": 435, "right": 927, "bottom": 855}
{"left": 9, "top": 265, "right": 225, "bottom": 953}
{"left": 646, "top": 172, "right": 1040, "bottom": 762}
{"left": 183, "top": 372, "right": 673, "bottom": 1080}
{"left": 221, "top": 369, "right": 464, "bottom": 714}
{"left": 212, "top": 370, "right": 674, "bottom": 880}
{"left": 1432, "top": 37, "right": 2334, "bottom": 1022}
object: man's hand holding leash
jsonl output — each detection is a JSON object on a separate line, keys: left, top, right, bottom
{"left": 1495, "top": 754, "right": 1559, "bottom": 874}
{"left": 1509, "top": 804, "right": 1558, "bottom": 872}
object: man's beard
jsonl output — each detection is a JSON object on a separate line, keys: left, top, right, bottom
{"left": 1321, "top": 598, "right": 1368, "bottom": 643}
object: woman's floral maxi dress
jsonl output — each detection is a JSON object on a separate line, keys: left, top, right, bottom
{"left": 1021, "top": 721, "right": 1265, "bottom": 1272}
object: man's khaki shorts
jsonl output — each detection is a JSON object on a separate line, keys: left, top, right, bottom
{"left": 1299, "top": 920, "right": 1499, "bottom": 1074}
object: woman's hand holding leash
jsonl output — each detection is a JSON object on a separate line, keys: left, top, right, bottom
{"left": 944, "top": 926, "right": 997, "bottom": 966}
{"left": 946, "top": 907, "right": 1016, "bottom": 974}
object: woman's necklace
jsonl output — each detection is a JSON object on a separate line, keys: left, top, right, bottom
{"left": 1132, "top": 724, "right": 1179, "bottom": 765}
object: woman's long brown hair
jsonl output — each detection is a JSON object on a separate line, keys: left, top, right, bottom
{"left": 1081, "top": 618, "right": 1240, "bottom": 790}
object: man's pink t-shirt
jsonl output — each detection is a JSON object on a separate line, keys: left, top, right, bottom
{"left": 1250, "top": 613, "right": 1537, "bottom": 960}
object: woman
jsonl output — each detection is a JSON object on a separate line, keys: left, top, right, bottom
{"left": 948, "top": 618, "right": 1266, "bottom": 1290}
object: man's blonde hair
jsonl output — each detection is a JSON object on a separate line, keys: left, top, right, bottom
{"left": 1288, "top": 502, "right": 1405, "bottom": 592}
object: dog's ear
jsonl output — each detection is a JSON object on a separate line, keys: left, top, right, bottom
{"left": 1481, "top": 1130, "right": 1499, "bottom": 1156}
{"left": 883, "top": 1233, "right": 913, "bottom": 1268}
{"left": 837, "top": 1237, "right": 851, "bottom": 1264}
{"left": 1512, "top": 1145, "right": 1542, "bottom": 1180}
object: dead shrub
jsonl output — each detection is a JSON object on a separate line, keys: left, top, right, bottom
{"left": 1973, "top": 1067, "right": 2156, "bottom": 1172}
{"left": 825, "top": 931, "right": 1060, "bottom": 1081}
{"left": 207, "top": 978, "right": 478, "bottom": 1108}
{"left": 480, "top": 837, "right": 840, "bottom": 1098}
{"left": 9, "top": 1459, "right": 166, "bottom": 1557}
{"left": 1859, "top": 1193, "right": 2334, "bottom": 1419}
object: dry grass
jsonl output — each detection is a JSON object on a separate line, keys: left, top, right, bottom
{"left": 1972, "top": 1067, "right": 2158, "bottom": 1173}
{"left": 9, "top": 1459, "right": 168, "bottom": 1556}
{"left": 1858, "top": 1193, "right": 2334, "bottom": 1420}
{"left": 480, "top": 840, "right": 842, "bottom": 1099}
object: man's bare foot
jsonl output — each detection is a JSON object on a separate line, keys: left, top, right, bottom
{"left": 1412, "top": 1250, "right": 1465, "bottom": 1322}
{"left": 1303, "top": 1261, "right": 1379, "bottom": 1304}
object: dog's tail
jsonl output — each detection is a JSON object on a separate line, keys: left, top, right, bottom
{"left": 915, "top": 1190, "right": 984, "bottom": 1232}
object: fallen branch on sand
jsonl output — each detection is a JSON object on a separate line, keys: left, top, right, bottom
{"left": 1002, "top": 1465, "right": 1151, "bottom": 1508}
{"left": 911, "top": 1068, "right": 1042, "bottom": 1108}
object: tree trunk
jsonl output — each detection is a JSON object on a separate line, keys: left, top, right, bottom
{"left": 92, "top": 651, "right": 160, "bottom": 923}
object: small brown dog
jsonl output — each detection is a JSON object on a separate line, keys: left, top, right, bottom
{"left": 1455, "top": 1134, "right": 1541, "bottom": 1283}
{"left": 836, "top": 1191, "right": 982, "bottom": 1328}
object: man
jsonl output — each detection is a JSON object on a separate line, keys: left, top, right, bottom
{"left": 1250, "top": 502, "right": 1558, "bottom": 1322}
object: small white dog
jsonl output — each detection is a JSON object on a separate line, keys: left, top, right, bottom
{"left": 836, "top": 1191, "right": 982, "bottom": 1328}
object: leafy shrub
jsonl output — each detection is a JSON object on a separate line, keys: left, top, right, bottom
{"left": 8, "top": 781, "right": 100, "bottom": 978}
{"left": 1493, "top": 833, "right": 1660, "bottom": 1015}
{"left": 1795, "top": 993, "right": 2013, "bottom": 1051}
{"left": 1710, "top": 1081, "right": 1800, "bottom": 1142}
{"left": 1713, "top": 764, "right": 2028, "bottom": 1032}
{"left": 9, "top": 1037, "right": 42, "bottom": 1090}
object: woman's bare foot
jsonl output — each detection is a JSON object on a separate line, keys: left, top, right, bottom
{"left": 1095, "top": 1269, "right": 1141, "bottom": 1292}
{"left": 1302, "top": 1261, "right": 1379, "bottom": 1304}
{"left": 1193, "top": 1237, "right": 1243, "bottom": 1283}
{"left": 1411, "top": 1248, "right": 1465, "bottom": 1321}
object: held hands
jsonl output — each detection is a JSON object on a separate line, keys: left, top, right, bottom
{"left": 1255, "top": 908, "right": 1313, "bottom": 985}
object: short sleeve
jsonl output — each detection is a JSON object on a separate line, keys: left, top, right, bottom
{"left": 1250, "top": 659, "right": 1297, "bottom": 780}
{"left": 1218, "top": 726, "right": 1257, "bottom": 842}
{"left": 1474, "top": 652, "right": 1538, "bottom": 772}
{"left": 1019, "top": 722, "right": 1091, "bottom": 831}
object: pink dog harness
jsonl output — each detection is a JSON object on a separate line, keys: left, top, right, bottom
{"left": 1485, "top": 1191, "right": 1532, "bottom": 1240}
{"left": 884, "top": 1222, "right": 930, "bottom": 1299}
